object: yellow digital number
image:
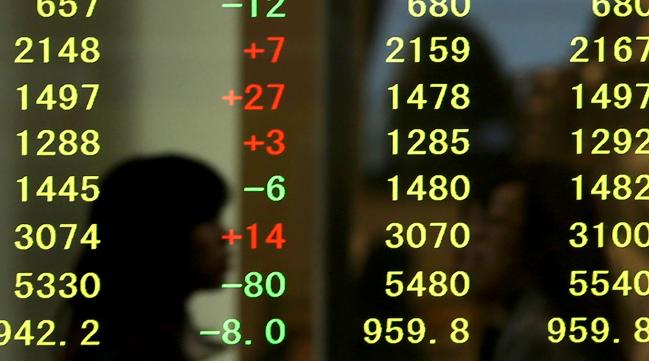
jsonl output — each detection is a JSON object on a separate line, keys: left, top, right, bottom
{"left": 385, "top": 222, "right": 470, "bottom": 249}
{"left": 572, "top": 174, "right": 649, "bottom": 201}
{"left": 364, "top": 317, "right": 468, "bottom": 345}
{"left": 0, "top": 320, "right": 99, "bottom": 346}
{"left": 14, "top": 272, "right": 101, "bottom": 299}
{"left": 37, "top": 0, "right": 99, "bottom": 18}
{"left": 570, "top": 222, "right": 649, "bottom": 249}
{"left": 363, "top": 318, "right": 426, "bottom": 344}
{"left": 573, "top": 83, "right": 649, "bottom": 110}
{"left": 80, "top": 320, "right": 100, "bottom": 346}
{"left": 548, "top": 317, "right": 610, "bottom": 343}
{"left": 17, "top": 84, "right": 100, "bottom": 111}
{"left": 569, "top": 270, "right": 649, "bottom": 297}
{"left": 15, "top": 224, "right": 100, "bottom": 251}
{"left": 17, "top": 175, "right": 100, "bottom": 203}
{"left": 388, "top": 175, "right": 470, "bottom": 201}
{"left": 571, "top": 36, "right": 649, "bottom": 63}
{"left": 573, "top": 128, "right": 649, "bottom": 155}
{"left": 17, "top": 129, "right": 101, "bottom": 157}
{"left": 593, "top": 0, "right": 649, "bottom": 17}
{"left": 14, "top": 37, "right": 100, "bottom": 64}
{"left": 635, "top": 318, "right": 649, "bottom": 343}
{"left": 386, "top": 36, "right": 470, "bottom": 63}
{"left": 389, "top": 83, "right": 470, "bottom": 110}
{"left": 385, "top": 270, "right": 470, "bottom": 298}
{"left": 388, "top": 129, "right": 470, "bottom": 156}
{"left": 408, "top": 0, "right": 471, "bottom": 18}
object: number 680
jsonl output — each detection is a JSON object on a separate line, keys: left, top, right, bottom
{"left": 408, "top": 0, "right": 471, "bottom": 18}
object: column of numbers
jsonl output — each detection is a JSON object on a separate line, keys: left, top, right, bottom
{"left": 363, "top": 0, "right": 473, "bottom": 348}
{"left": 4, "top": 0, "right": 103, "bottom": 350}
{"left": 555, "top": 0, "right": 649, "bottom": 347}
{"left": 199, "top": 0, "right": 289, "bottom": 348}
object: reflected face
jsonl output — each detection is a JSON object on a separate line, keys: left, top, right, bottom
{"left": 190, "top": 218, "right": 228, "bottom": 289}
{"left": 457, "top": 181, "right": 526, "bottom": 299}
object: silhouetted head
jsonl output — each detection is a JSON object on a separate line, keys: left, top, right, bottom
{"left": 459, "top": 162, "right": 605, "bottom": 314}
{"left": 72, "top": 155, "right": 229, "bottom": 322}
{"left": 457, "top": 160, "right": 626, "bottom": 360}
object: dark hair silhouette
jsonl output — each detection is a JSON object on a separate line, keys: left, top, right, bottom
{"left": 63, "top": 155, "right": 228, "bottom": 361}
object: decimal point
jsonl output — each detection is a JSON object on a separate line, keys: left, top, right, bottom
{"left": 614, "top": 338, "right": 620, "bottom": 344}
{"left": 59, "top": 341, "right": 67, "bottom": 346}
{"left": 245, "top": 340, "right": 252, "bottom": 346}
{"left": 429, "top": 339, "right": 437, "bottom": 345}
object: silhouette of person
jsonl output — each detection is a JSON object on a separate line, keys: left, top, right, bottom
{"left": 60, "top": 155, "right": 229, "bottom": 361}
{"left": 459, "top": 162, "right": 627, "bottom": 361}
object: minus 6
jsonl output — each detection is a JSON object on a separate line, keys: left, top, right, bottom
{"left": 244, "top": 175, "right": 286, "bottom": 202}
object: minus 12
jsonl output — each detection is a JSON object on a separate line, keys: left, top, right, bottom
{"left": 222, "top": 0, "right": 286, "bottom": 18}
